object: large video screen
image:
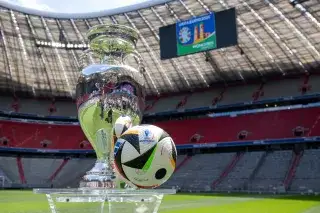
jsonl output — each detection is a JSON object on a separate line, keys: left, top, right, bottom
{"left": 176, "top": 13, "right": 216, "bottom": 56}
{"left": 160, "top": 8, "right": 238, "bottom": 60}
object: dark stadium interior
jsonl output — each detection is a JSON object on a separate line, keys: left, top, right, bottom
{"left": 0, "top": 0, "right": 320, "bottom": 212}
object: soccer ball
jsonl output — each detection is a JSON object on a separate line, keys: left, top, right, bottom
{"left": 113, "top": 115, "right": 133, "bottom": 138}
{"left": 113, "top": 124, "right": 177, "bottom": 188}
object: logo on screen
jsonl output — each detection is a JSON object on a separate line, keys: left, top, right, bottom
{"left": 179, "top": 27, "right": 191, "bottom": 44}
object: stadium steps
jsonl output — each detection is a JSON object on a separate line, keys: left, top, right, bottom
{"left": 16, "top": 157, "right": 26, "bottom": 184}
{"left": 252, "top": 83, "right": 265, "bottom": 101}
{"left": 283, "top": 151, "right": 296, "bottom": 185}
{"left": 176, "top": 95, "right": 190, "bottom": 110}
{"left": 145, "top": 97, "right": 160, "bottom": 111}
{"left": 212, "top": 152, "right": 244, "bottom": 189}
{"left": 212, "top": 87, "right": 227, "bottom": 105}
{"left": 284, "top": 150, "right": 304, "bottom": 190}
{"left": 49, "top": 158, "right": 69, "bottom": 181}
{"left": 175, "top": 155, "right": 192, "bottom": 172}
{"left": 52, "top": 159, "right": 95, "bottom": 188}
{"left": 245, "top": 151, "right": 268, "bottom": 188}
{"left": 62, "top": 163, "right": 95, "bottom": 188}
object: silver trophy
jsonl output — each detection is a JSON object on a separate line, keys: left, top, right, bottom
{"left": 76, "top": 24, "right": 146, "bottom": 188}
{"left": 34, "top": 24, "right": 176, "bottom": 213}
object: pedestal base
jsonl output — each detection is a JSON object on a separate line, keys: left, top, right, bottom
{"left": 34, "top": 188, "right": 176, "bottom": 213}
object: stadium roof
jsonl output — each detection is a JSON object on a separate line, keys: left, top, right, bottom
{"left": 0, "top": 0, "right": 172, "bottom": 19}
{"left": 0, "top": 0, "right": 319, "bottom": 98}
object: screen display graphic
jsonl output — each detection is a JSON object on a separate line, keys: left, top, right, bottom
{"left": 176, "top": 13, "right": 217, "bottom": 56}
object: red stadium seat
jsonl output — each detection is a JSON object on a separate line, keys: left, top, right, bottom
{"left": 155, "top": 107, "right": 320, "bottom": 144}
{"left": 0, "top": 121, "right": 90, "bottom": 149}
{"left": 0, "top": 107, "right": 319, "bottom": 149}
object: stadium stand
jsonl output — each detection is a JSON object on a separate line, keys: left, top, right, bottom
{"left": 52, "top": 158, "right": 95, "bottom": 188}
{"left": 166, "top": 153, "right": 235, "bottom": 192}
{"left": 1, "top": 149, "right": 320, "bottom": 191}
{"left": 16, "top": 157, "right": 26, "bottom": 184}
{"left": 218, "top": 85, "right": 257, "bottom": 105}
{"left": 247, "top": 150, "right": 293, "bottom": 192}
{"left": 161, "top": 149, "right": 320, "bottom": 193}
{"left": 179, "top": 90, "right": 221, "bottom": 110}
{"left": 174, "top": 155, "right": 191, "bottom": 172}
{"left": 0, "top": 76, "right": 319, "bottom": 117}
{"left": 22, "top": 157, "right": 63, "bottom": 187}
{"left": 0, "top": 106, "right": 320, "bottom": 149}
{"left": 49, "top": 159, "right": 69, "bottom": 182}
{"left": 0, "top": 121, "right": 88, "bottom": 149}
{"left": 214, "top": 151, "right": 265, "bottom": 191}
{"left": 156, "top": 107, "right": 320, "bottom": 144}
{"left": 147, "top": 95, "right": 186, "bottom": 113}
{"left": 262, "top": 79, "right": 304, "bottom": 100}
{"left": 291, "top": 149, "right": 320, "bottom": 192}
{"left": 0, "top": 156, "right": 21, "bottom": 186}
{"left": 0, "top": 156, "right": 94, "bottom": 188}
{"left": 160, "top": 149, "right": 319, "bottom": 193}
{"left": 0, "top": 169, "right": 11, "bottom": 188}
{"left": 283, "top": 150, "right": 304, "bottom": 189}
{"left": 160, "top": 155, "right": 187, "bottom": 189}
{"left": 211, "top": 152, "right": 244, "bottom": 189}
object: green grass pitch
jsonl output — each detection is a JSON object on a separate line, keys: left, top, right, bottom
{"left": 1, "top": 190, "right": 320, "bottom": 213}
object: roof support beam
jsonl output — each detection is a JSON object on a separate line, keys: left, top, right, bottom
{"left": 108, "top": 15, "right": 160, "bottom": 95}
{"left": 25, "top": 15, "right": 55, "bottom": 97}
{"left": 241, "top": 0, "right": 308, "bottom": 74}
{"left": 41, "top": 17, "right": 73, "bottom": 97}
{"left": 0, "top": 17, "right": 15, "bottom": 94}
{"left": 123, "top": 13, "right": 174, "bottom": 93}
{"left": 217, "top": 0, "right": 284, "bottom": 75}
{"left": 236, "top": 45, "right": 262, "bottom": 78}
{"left": 10, "top": 10, "right": 37, "bottom": 96}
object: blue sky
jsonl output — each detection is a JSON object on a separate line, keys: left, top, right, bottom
{"left": 5, "top": 0, "right": 150, "bottom": 13}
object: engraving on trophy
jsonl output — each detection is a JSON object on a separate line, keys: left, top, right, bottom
{"left": 76, "top": 24, "right": 146, "bottom": 188}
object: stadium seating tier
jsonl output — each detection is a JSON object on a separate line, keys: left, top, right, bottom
{"left": 0, "top": 107, "right": 319, "bottom": 149}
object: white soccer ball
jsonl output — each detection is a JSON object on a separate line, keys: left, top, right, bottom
{"left": 113, "top": 124, "right": 177, "bottom": 189}
{"left": 113, "top": 115, "right": 133, "bottom": 138}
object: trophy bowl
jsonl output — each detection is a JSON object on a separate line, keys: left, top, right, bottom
{"left": 87, "top": 24, "right": 139, "bottom": 55}
{"left": 76, "top": 24, "right": 146, "bottom": 188}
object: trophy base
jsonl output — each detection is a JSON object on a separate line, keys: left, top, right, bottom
{"left": 80, "top": 180, "right": 115, "bottom": 189}
{"left": 81, "top": 159, "right": 118, "bottom": 189}
{"left": 34, "top": 188, "right": 176, "bottom": 213}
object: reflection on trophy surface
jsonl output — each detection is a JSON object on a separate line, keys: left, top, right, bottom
{"left": 75, "top": 24, "right": 146, "bottom": 188}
